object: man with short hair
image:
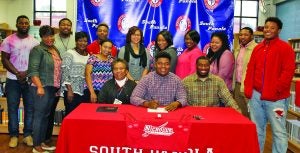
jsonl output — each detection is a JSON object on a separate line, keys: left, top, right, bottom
{"left": 98, "top": 58, "right": 136, "bottom": 104}
{"left": 244, "top": 17, "right": 295, "bottom": 153}
{"left": 54, "top": 18, "right": 75, "bottom": 55}
{"left": 232, "top": 27, "right": 257, "bottom": 118}
{"left": 183, "top": 56, "right": 240, "bottom": 111}
{"left": 130, "top": 52, "right": 187, "bottom": 111}
{"left": 0, "top": 15, "right": 39, "bottom": 147}
{"left": 87, "top": 23, "right": 118, "bottom": 57}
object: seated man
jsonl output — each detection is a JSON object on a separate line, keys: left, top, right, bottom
{"left": 98, "top": 58, "right": 136, "bottom": 104}
{"left": 130, "top": 52, "right": 187, "bottom": 111}
{"left": 183, "top": 56, "right": 240, "bottom": 111}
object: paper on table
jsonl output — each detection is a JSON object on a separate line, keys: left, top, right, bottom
{"left": 147, "top": 107, "right": 168, "bottom": 113}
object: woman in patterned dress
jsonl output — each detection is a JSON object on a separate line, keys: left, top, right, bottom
{"left": 84, "top": 39, "right": 114, "bottom": 102}
{"left": 61, "top": 31, "right": 90, "bottom": 115}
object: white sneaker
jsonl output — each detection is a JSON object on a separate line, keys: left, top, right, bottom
{"left": 32, "top": 147, "right": 49, "bottom": 153}
{"left": 41, "top": 143, "right": 56, "bottom": 151}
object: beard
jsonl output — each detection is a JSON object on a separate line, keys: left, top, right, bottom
{"left": 17, "top": 27, "right": 29, "bottom": 35}
{"left": 197, "top": 71, "right": 209, "bottom": 78}
{"left": 60, "top": 30, "right": 72, "bottom": 37}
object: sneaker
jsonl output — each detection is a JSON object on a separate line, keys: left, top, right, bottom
{"left": 8, "top": 136, "right": 18, "bottom": 148}
{"left": 23, "top": 136, "right": 33, "bottom": 146}
{"left": 41, "top": 143, "right": 56, "bottom": 151}
{"left": 32, "top": 147, "right": 49, "bottom": 153}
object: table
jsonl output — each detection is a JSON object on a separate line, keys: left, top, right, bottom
{"left": 56, "top": 103, "right": 259, "bottom": 153}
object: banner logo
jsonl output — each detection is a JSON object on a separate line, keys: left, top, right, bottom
{"left": 90, "top": 0, "right": 105, "bottom": 6}
{"left": 178, "top": 0, "right": 197, "bottom": 3}
{"left": 147, "top": 41, "right": 156, "bottom": 57}
{"left": 175, "top": 16, "right": 191, "bottom": 33}
{"left": 148, "top": 0, "right": 163, "bottom": 7}
{"left": 203, "top": 43, "right": 210, "bottom": 55}
{"left": 204, "top": 0, "right": 220, "bottom": 10}
{"left": 117, "top": 14, "right": 132, "bottom": 34}
{"left": 142, "top": 122, "right": 174, "bottom": 137}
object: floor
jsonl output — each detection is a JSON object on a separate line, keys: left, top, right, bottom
{"left": 0, "top": 135, "right": 57, "bottom": 153}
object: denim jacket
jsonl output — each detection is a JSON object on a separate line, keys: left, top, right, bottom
{"left": 28, "top": 42, "right": 61, "bottom": 87}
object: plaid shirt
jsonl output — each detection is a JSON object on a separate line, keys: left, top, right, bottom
{"left": 130, "top": 72, "right": 187, "bottom": 106}
{"left": 183, "top": 73, "right": 239, "bottom": 110}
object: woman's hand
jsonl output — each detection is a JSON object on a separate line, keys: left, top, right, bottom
{"left": 90, "top": 92, "right": 97, "bottom": 103}
{"left": 67, "top": 90, "right": 74, "bottom": 102}
{"left": 37, "top": 86, "right": 45, "bottom": 97}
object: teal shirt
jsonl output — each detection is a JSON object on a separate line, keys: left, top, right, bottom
{"left": 28, "top": 42, "right": 61, "bottom": 87}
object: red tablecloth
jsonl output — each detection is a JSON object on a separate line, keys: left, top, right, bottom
{"left": 56, "top": 103, "right": 259, "bottom": 153}
{"left": 295, "top": 80, "right": 300, "bottom": 107}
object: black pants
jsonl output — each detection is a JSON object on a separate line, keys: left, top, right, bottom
{"left": 63, "top": 91, "right": 86, "bottom": 116}
{"left": 45, "top": 96, "right": 59, "bottom": 141}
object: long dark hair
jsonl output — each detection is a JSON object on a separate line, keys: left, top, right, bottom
{"left": 206, "top": 31, "right": 230, "bottom": 69}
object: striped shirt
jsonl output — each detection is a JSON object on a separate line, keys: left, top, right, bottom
{"left": 182, "top": 73, "right": 239, "bottom": 110}
{"left": 85, "top": 55, "right": 114, "bottom": 91}
{"left": 130, "top": 72, "right": 187, "bottom": 106}
{"left": 61, "top": 49, "right": 89, "bottom": 95}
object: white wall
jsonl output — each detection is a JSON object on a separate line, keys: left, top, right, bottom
{"left": 0, "top": 0, "right": 8, "bottom": 24}
{"left": 276, "top": 0, "right": 300, "bottom": 40}
{"left": 257, "top": 0, "right": 277, "bottom": 26}
{"left": 0, "top": 0, "right": 75, "bottom": 29}
{"left": 0, "top": 0, "right": 34, "bottom": 29}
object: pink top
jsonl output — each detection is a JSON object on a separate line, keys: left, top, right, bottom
{"left": 175, "top": 46, "right": 205, "bottom": 79}
{"left": 0, "top": 33, "right": 39, "bottom": 80}
{"left": 52, "top": 52, "right": 62, "bottom": 88}
{"left": 210, "top": 50, "right": 234, "bottom": 91}
{"left": 235, "top": 46, "right": 246, "bottom": 83}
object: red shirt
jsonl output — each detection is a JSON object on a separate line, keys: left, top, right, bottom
{"left": 86, "top": 40, "right": 118, "bottom": 57}
{"left": 244, "top": 37, "right": 295, "bottom": 101}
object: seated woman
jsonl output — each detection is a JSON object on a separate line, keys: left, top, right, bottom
{"left": 98, "top": 58, "right": 137, "bottom": 104}
{"left": 61, "top": 31, "right": 90, "bottom": 116}
{"left": 85, "top": 39, "right": 114, "bottom": 103}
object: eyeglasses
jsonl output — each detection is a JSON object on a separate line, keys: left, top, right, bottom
{"left": 132, "top": 34, "right": 141, "bottom": 37}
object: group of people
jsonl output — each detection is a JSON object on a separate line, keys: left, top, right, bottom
{"left": 0, "top": 14, "right": 295, "bottom": 153}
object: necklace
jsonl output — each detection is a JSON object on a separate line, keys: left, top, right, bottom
{"left": 59, "top": 35, "right": 70, "bottom": 51}
{"left": 97, "top": 53, "right": 109, "bottom": 61}
{"left": 75, "top": 47, "right": 88, "bottom": 56}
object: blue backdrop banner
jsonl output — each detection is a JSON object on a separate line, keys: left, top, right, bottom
{"left": 76, "top": 0, "right": 234, "bottom": 56}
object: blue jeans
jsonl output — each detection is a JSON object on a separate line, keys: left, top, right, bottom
{"left": 249, "top": 90, "right": 288, "bottom": 153}
{"left": 5, "top": 78, "right": 33, "bottom": 137}
{"left": 45, "top": 96, "right": 60, "bottom": 141}
{"left": 30, "top": 86, "right": 57, "bottom": 146}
